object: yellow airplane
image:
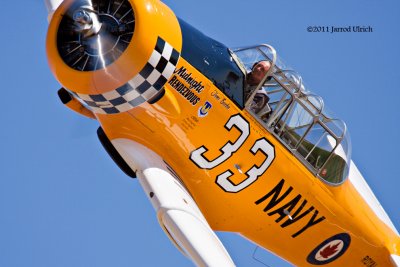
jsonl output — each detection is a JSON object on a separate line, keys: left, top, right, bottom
{"left": 44, "top": 0, "right": 400, "bottom": 266}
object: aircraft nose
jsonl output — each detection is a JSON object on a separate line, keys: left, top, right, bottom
{"left": 57, "top": 3, "right": 134, "bottom": 72}
{"left": 47, "top": 0, "right": 182, "bottom": 114}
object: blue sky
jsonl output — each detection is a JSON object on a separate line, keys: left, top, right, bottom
{"left": 1, "top": 0, "right": 399, "bottom": 266}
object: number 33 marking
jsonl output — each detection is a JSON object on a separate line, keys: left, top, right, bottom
{"left": 190, "top": 114, "right": 275, "bottom": 193}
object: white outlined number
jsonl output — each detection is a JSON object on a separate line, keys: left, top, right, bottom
{"left": 190, "top": 114, "right": 275, "bottom": 193}
{"left": 217, "top": 138, "right": 275, "bottom": 192}
{"left": 190, "top": 114, "right": 250, "bottom": 169}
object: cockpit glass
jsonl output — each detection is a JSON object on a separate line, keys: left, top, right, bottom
{"left": 230, "top": 44, "right": 352, "bottom": 185}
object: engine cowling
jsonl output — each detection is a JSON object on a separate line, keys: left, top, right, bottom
{"left": 47, "top": 0, "right": 182, "bottom": 114}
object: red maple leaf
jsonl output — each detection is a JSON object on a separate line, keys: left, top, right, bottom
{"left": 319, "top": 243, "right": 341, "bottom": 259}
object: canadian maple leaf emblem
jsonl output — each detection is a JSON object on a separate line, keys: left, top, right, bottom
{"left": 319, "top": 242, "right": 341, "bottom": 259}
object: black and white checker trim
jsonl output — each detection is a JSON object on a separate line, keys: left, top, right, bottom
{"left": 75, "top": 37, "right": 180, "bottom": 114}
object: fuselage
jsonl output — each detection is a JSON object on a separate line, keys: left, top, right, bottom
{"left": 97, "top": 59, "right": 399, "bottom": 267}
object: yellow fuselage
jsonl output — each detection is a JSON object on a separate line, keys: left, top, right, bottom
{"left": 99, "top": 57, "right": 399, "bottom": 266}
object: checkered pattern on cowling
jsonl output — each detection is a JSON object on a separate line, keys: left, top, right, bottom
{"left": 75, "top": 37, "right": 180, "bottom": 114}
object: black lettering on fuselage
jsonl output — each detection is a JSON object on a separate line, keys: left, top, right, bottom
{"left": 255, "top": 179, "right": 293, "bottom": 212}
{"left": 168, "top": 74, "right": 201, "bottom": 105}
{"left": 291, "top": 210, "right": 325, "bottom": 238}
{"left": 255, "top": 179, "right": 325, "bottom": 238}
{"left": 173, "top": 66, "right": 204, "bottom": 93}
{"left": 267, "top": 194, "right": 302, "bottom": 223}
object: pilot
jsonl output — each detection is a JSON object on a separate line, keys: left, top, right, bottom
{"left": 246, "top": 61, "right": 272, "bottom": 115}
{"left": 247, "top": 60, "right": 271, "bottom": 86}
